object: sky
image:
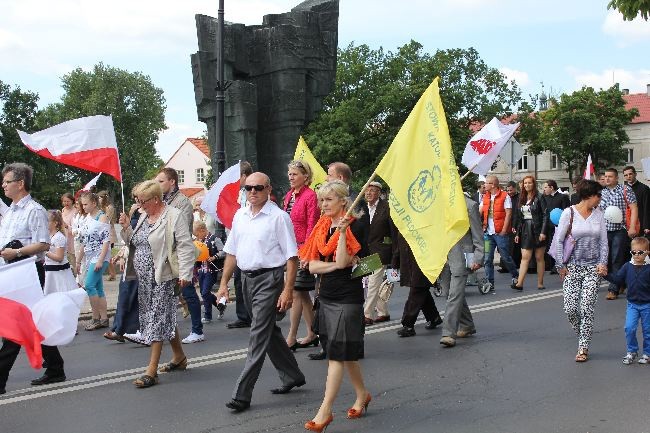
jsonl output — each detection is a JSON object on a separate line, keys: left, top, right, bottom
{"left": 1, "top": 0, "right": 649, "bottom": 161}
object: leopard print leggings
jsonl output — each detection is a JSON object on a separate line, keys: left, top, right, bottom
{"left": 563, "top": 264, "right": 601, "bottom": 351}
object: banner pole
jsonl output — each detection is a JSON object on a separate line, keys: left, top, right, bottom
{"left": 340, "top": 171, "right": 378, "bottom": 225}
{"left": 120, "top": 182, "right": 125, "bottom": 214}
{"left": 460, "top": 164, "right": 479, "bottom": 181}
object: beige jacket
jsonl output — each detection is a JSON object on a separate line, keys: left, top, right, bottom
{"left": 121, "top": 205, "right": 195, "bottom": 284}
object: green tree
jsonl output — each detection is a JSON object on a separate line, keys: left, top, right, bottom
{"left": 304, "top": 41, "right": 521, "bottom": 191}
{"left": 608, "top": 0, "right": 650, "bottom": 20}
{"left": 526, "top": 85, "right": 638, "bottom": 179}
{"left": 38, "top": 63, "right": 167, "bottom": 206}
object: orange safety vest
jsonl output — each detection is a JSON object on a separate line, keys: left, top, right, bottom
{"left": 482, "top": 189, "right": 509, "bottom": 233}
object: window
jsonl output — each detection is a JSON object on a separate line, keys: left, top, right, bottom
{"left": 550, "top": 154, "right": 559, "bottom": 170}
{"left": 626, "top": 148, "right": 634, "bottom": 163}
{"left": 517, "top": 151, "right": 528, "bottom": 171}
{"left": 196, "top": 168, "right": 205, "bottom": 183}
{"left": 177, "top": 170, "right": 185, "bottom": 184}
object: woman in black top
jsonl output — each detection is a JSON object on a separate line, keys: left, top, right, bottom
{"left": 513, "top": 175, "right": 548, "bottom": 290}
{"left": 300, "top": 180, "right": 371, "bottom": 432}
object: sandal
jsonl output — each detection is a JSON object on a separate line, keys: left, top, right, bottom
{"left": 84, "top": 319, "right": 101, "bottom": 331}
{"left": 103, "top": 331, "right": 125, "bottom": 343}
{"left": 134, "top": 374, "right": 158, "bottom": 388}
{"left": 575, "top": 348, "right": 588, "bottom": 362}
{"left": 158, "top": 357, "right": 188, "bottom": 373}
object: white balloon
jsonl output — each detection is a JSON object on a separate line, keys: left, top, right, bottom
{"left": 604, "top": 206, "right": 623, "bottom": 224}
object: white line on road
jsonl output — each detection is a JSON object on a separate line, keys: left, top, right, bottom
{"left": 0, "top": 289, "right": 562, "bottom": 406}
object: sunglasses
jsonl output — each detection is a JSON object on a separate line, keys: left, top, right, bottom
{"left": 630, "top": 250, "right": 648, "bottom": 256}
{"left": 244, "top": 184, "right": 266, "bottom": 192}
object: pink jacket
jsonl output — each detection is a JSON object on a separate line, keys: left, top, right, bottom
{"left": 283, "top": 186, "right": 320, "bottom": 245}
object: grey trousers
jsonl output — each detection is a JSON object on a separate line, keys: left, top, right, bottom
{"left": 438, "top": 264, "right": 475, "bottom": 337}
{"left": 233, "top": 267, "right": 305, "bottom": 402}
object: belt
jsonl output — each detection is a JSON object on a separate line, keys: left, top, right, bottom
{"left": 241, "top": 267, "right": 279, "bottom": 278}
{"left": 44, "top": 263, "right": 71, "bottom": 271}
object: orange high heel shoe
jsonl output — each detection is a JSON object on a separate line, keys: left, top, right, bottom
{"left": 347, "top": 393, "right": 372, "bottom": 419}
{"left": 304, "top": 414, "right": 333, "bottom": 432}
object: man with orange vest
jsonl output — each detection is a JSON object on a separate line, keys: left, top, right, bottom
{"left": 481, "top": 175, "right": 519, "bottom": 293}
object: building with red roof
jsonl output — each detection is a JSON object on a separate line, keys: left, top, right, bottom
{"left": 165, "top": 138, "right": 211, "bottom": 201}
{"left": 489, "top": 85, "right": 650, "bottom": 189}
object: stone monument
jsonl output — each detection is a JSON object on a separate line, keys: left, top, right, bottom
{"left": 191, "top": 0, "right": 339, "bottom": 197}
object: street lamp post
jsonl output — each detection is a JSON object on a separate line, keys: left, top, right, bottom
{"left": 215, "top": 0, "right": 231, "bottom": 178}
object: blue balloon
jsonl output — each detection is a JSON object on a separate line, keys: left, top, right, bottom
{"left": 550, "top": 208, "right": 563, "bottom": 226}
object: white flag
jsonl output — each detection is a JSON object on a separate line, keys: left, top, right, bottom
{"left": 583, "top": 154, "right": 595, "bottom": 179}
{"left": 462, "top": 118, "right": 520, "bottom": 176}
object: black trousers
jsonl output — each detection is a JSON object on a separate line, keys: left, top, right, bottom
{"left": 0, "top": 261, "right": 65, "bottom": 390}
{"left": 401, "top": 286, "right": 440, "bottom": 328}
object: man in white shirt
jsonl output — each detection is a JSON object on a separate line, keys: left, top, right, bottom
{"left": 217, "top": 172, "right": 305, "bottom": 412}
{"left": 0, "top": 163, "right": 65, "bottom": 394}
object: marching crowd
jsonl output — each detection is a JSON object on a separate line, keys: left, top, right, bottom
{"left": 2, "top": 159, "right": 650, "bottom": 432}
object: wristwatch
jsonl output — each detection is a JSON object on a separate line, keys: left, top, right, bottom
{"left": 16, "top": 249, "right": 23, "bottom": 258}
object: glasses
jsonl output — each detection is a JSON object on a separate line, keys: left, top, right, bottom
{"left": 630, "top": 250, "right": 647, "bottom": 256}
{"left": 1, "top": 179, "right": 20, "bottom": 185}
{"left": 244, "top": 184, "right": 266, "bottom": 192}
{"left": 135, "top": 197, "right": 155, "bottom": 205}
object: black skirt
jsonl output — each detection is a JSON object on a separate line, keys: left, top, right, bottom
{"left": 519, "top": 219, "right": 547, "bottom": 250}
{"left": 318, "top": 299, "right": 364, "bottom": 361}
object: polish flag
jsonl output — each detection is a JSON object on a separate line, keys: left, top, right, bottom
{"left": 583, "top": 154, "right": 595, "bottom": 179}
{"left": 0, "top": 258, "right": 87, "bottom": 369}
{"left": 201, "top": 162, "right": 241, "bottom": 229}
{"left": 461, "top": 118, "right": 520, "bottom": 176}
{"left": 17, "top": 115, "right": 122, "bottom": 182}
{"left": 75, "top": 172, "right": 102, "bottom": 199}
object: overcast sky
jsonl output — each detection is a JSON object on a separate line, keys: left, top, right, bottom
{"left": 1, "top": 0, "right": 649, "bottom": 161}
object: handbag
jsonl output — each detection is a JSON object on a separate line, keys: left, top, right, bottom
{"left": 549, "top": 206, "right": 575, "bottom": 264}
{"left": 378, "top": 279, "right": 394, "bottom": 302}
{"left": 294, "top": 267, "right": 316, "bottom": 289}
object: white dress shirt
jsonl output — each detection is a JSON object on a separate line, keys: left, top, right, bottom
{"left": 367, "top": 201, "right": 378, "bottom": 224}
{"left": 0, "top": 194, "right": 50, "bottom": 265}
{"left": 224, "top": 200, "right": 298, "bottom": 271}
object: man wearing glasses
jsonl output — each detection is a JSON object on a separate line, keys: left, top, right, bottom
{"left": 217, "top": 172, "right": 305, "bottom": 412}
{"left": 0, "top": 162, "right": 66, "bottom": 394}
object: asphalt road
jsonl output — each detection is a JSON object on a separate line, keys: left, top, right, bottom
{"left": 1, "top": 271, "right": 647, "bottom": 433}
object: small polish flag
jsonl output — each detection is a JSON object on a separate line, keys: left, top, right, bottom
{"left": 17, "top": 115, "right": 122, "bottom": 182}
{"left": 583, "top": 154, "right": 595, "bottom": 179}
{"left": 0, "top": 258, "right": 86, "bottom": 369}
{"left": 75, "top": 172, "right": 102, "bottom": 199}
{"left": 201, "top": 162, "right": 241, "bottom": 229}
{"left": 462, "top": 118, "right": 520, "bottom": 176}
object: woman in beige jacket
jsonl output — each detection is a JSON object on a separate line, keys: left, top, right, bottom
{"left": 119, "top": 180, "right": 196, "bottom": 388}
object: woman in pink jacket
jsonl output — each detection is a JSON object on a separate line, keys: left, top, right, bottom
{"left": 283, "top": 160, "right": 320, "bottom": 350}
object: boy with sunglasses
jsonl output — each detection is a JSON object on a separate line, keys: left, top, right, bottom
{"left": 604, "top": 237, "right": 650, "bottom": 364}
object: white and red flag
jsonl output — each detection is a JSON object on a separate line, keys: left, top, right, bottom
{"left": 583, "top": 154, "right": 595, "bottom": 179}
{"left": 461, "top": 118, "right": 520, "bottom": 176}
{"left": 200, "top": 161, "right": 241, "bottom": 229}
{"left": 0, "top": 258, "right": 86, "bottom": 368}
{"left": 75, "top": 172, "right": 102, "bottom": 199}
{"left": 17, "top": 115, "right": 122, "bottom": 182}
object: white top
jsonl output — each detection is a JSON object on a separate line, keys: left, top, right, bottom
{"left": 45, "top": 231, "right": 69, "bottom": 266}
{"left": 72, "top": 213, "right": 87, "bottom": 243}
{"left": 486, "top": 191, "right": 512, "bottom": 235}
{"left": 224, "top": 200, "right": 298, "bottom": 271}
{"left": 367, "top": 201, "right": 378, "bottom": 224}
{"left": 0, "top": 194, "right": 49, "bottom": 265}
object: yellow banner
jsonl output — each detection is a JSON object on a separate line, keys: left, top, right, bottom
{"left": 375, "top": 78, "right": 468, "bottom": 283}
{"left": 293, "top": 136, "right": 328, "bottom": 190}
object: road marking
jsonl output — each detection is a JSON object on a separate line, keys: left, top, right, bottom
{"left": 0, "top": 289, "right": 562, "bottom": 406}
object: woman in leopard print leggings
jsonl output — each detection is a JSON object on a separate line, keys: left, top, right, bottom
{"left": 554, "top": 180, "right": 608, "bottom": 362}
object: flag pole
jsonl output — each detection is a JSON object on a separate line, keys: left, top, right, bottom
{"left": 341, "top": 172, "right": 378, "bottom": 223}
{"left": 120, "top": 182, "right": 125, "bottom": 214}
{"left": 460, "top": 163, "right": 479, "bottom": 181}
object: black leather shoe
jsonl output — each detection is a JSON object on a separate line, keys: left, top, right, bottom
{"left": 225, "top": 398, "right": 250, "bottom": 412}
{"left": 270, "top": 379, "right": 306, "bottom": 394}
{"left": 308, "top": 350, "right": 326, "bottom": 360}
{"left": 0, "top": 387, "right": 5, "bottom": 395}
{"left": 31, "top": 374, "right": 66, "bottom": 386}
{"left": 397, "top": 326, "right": 416, "bottom": 337}
{"left": 226, "top": 320, "right": 251, "bottom": 329}
{"left": 425, "top": 316, "right": 443, "bottom": 330}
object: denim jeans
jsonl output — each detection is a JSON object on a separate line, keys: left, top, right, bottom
{"left": 484, "top": 233, "right": 519, "bottom": 283}
{"left": 607, "top": 229, "right": 630, "bottom": 295}
{"left": 181, "top": 282, "right": 203, "bottom": 335}
{"left": 197, "top": 271, "right": 218, "bottom": 320}
{"left": 625, "top": 301, "right": 650, "bottom": 355}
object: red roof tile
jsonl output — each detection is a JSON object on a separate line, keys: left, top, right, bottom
{"left": 624, "top": 93, "right": 650, "bottom": 124}
{"left": 187, "top": 138, "right": 210, "bottom": 158}
{"left": 180, "top": 187, "right": 204, "bottom": 198}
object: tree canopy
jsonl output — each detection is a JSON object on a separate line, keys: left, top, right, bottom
{"left": 608, "top": 0, "right": 650, "bottom": 20}
{"left": 304, "top": 41, "right": 522, "bottom": 190}
{"left": 526, "top": 85, "right": 638, "bottom": 178}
